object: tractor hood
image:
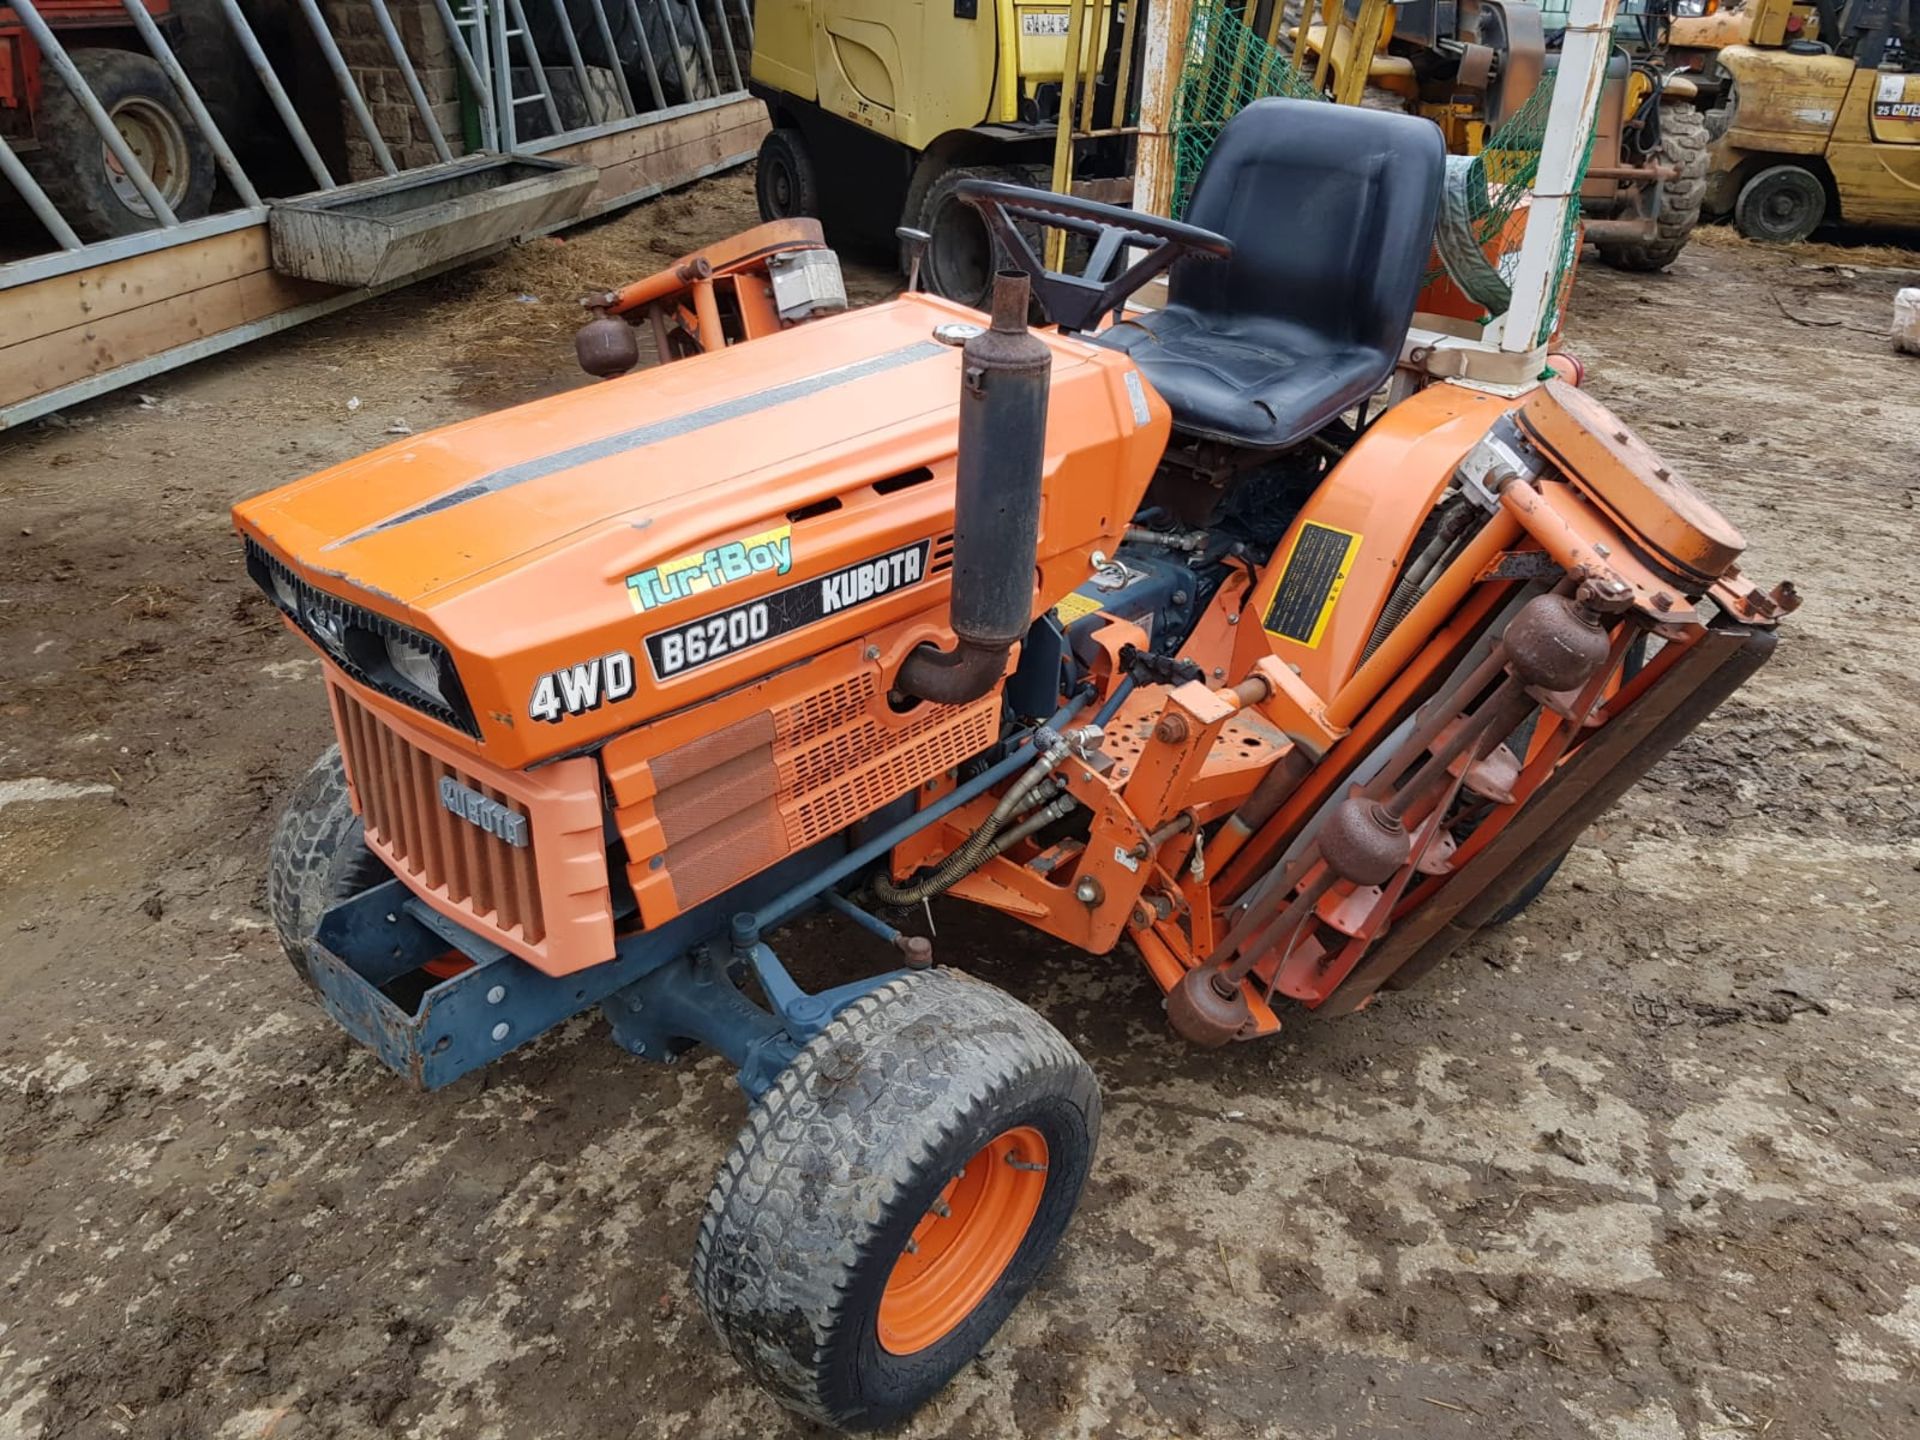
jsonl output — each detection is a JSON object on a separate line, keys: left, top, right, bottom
{"left": 237, "top": 298, "right": 988, "bottom": 607}
{"left": 233, "top": 292, "right": 1169, "bottom": 767}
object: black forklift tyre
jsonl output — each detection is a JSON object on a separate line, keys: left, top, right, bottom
{"left": 27, "top": 49, "right": 216, "bottom": 241}
{"left": 691, "top": 967, "right": 1100, "bottom": 1430}
{"left": 1734, "top": 163, "right": 1828, "bottom": 245}
{"left": 756, "top": 128, "right": 820, "bottom": 222}
{"left": 1595, "top": 106, "right": 1710, "bottom": 273}
{"left": 915, "top": 163, "right": 1047, "bottom": 310}
{"left": 267, "top": 746, "right": 390, "bottom": 990}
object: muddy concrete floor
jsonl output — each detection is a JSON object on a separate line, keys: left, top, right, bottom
{"left": 3, "top": 173, "right": 1918, "bottom": 1440}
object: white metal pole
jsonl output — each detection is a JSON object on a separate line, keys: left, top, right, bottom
{"left": 1498, "top": 0, "right": 1620, "bottom": 355}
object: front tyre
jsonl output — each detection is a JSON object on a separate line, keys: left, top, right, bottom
{"left": 267, "top": 746, "right": 389, "bottom": 990}
{"left": 691, "top": 968, "right": 1099, "bottom": 1430}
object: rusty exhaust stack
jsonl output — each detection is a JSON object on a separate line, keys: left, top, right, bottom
{"left": 895, "top": 271, "right": 1051, "bottom": 705}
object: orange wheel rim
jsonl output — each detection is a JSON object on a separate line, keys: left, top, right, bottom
{"left": 877, "top": 1125, "right": 1049, "bottom": 1356}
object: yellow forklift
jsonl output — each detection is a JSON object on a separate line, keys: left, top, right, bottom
{"left": 747, "top": 0, "right": 1136, "bottom": 304}
{"left": 1678, "top": 0, "right": 1920, "bottom": 239}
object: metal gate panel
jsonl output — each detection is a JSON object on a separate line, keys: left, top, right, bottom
{"left": 0, "top": 0, "right": 763, "bottom": 427}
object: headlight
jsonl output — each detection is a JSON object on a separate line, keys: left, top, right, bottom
{"left": 385, "top": 634, "right": 447, "bottom": 705}
{"left": 244, "top": 539, "right": 479, "bottom": 737}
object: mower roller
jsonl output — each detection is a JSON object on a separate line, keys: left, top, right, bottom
{"left": 235, "top": 20, "right": 1790, "bottom": 1425}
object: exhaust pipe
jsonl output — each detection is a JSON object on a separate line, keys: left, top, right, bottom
{"left": 896, "top": 270, "right": 1051, "bottom": 705}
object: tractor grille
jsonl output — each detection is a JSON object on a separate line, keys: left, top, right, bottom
{"left": 328, "top": 679, "right": 613, "bottom": 974}
{"left": 605, "top": 656, "right": 1000, "bottom": 922}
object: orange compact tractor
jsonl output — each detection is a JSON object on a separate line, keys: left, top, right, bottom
{"left": 237, "top": 67, "right": 1790, "bottom": 1432}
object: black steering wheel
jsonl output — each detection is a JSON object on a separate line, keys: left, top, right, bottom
{"left": 953, "top": 179, "right": 1232, "bottom": 333}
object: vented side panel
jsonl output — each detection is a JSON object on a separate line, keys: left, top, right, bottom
{"left": 604, "top": 642, "right": 1001, "bottom": 922}
{"left": 780, "top": 705, "right": 999, "bottom": 846}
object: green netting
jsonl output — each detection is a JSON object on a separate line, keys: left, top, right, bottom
{"left": 1168, "top": 3, "right": 1322, "bottom": 221}
{"left": 1168, "top": 1, "right": 1590, "bottom": 345}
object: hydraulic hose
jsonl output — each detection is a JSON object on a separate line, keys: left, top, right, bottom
{"left": 872, "top": 726, "right": 1100, "bottom": 905}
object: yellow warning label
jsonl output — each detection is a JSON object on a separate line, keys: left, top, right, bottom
{"left": 1053, "top": 590, "right": 1106, "bottom": 624}
{"left": 1262, "top": 522, "right": 1361, "bottom": 649}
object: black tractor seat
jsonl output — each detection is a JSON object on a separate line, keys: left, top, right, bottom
{"left": 1099, "top": 99, "right": 1446, "bottom": 450}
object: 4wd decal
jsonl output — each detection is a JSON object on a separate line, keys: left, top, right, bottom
{"left": 626, "top": 522, "right": 793, "bottom": 612}
{"left": 529, "top": 650, "right": 636, "bottom": 723}
{"left": 647, "top": 540, "right": 932, "bottom": 680}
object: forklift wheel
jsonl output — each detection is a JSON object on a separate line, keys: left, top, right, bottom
{"left": 755, "top": 129, "right": 820, "bottom": 222}
{"left": 691, "top": 968, "right": 1099, "bottom": 1430}
{"left": 1734, "top": 164, "right": 1828, "bottom": 245}
{"left": 27, "top": 49, "right": 216, "bottom": 241}
{"left": 915, "top": 163, "right": 1046, "bottom": 310}
{"left": 267, "top": 746, "right": 390, "bottom": 991}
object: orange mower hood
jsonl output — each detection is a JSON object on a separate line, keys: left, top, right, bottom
{"left": 233, "top": 294, "right": 1169, "bottom": 767}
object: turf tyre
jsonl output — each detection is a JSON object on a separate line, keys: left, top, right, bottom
{"left": 1595, "top": 106, "right": 1710, "bottom": 272}
{"left": 267, "top": 745, "right": 389, "bottom": 990}
{"left": 691, "top": 967, "right": 1100, "bottom": 1430}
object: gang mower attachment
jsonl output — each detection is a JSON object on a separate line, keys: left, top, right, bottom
{"left": 238, "top": 60, "right": 1787, "bottom": 1431}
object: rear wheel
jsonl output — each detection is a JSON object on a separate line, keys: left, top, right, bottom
{"left": 1734, "top": 163, "right": 1827, "bottom": 245}
{"left": 756, "top": 128, "right": 820, "bottom": 221}
{"left": 692, "top": 968, "right": 1099, "bottom": 1430}
{"left": 27, "top": 49, "right": 215, "bottom": 240}
{"left": 267, "top": 746, "right": 389, "bottom": 990}
{"left": 1484, "top": 849, "right": 1570, "bottom": 926}
{"left": 1595, "top": 106, "right": 1710, "bottom": 273}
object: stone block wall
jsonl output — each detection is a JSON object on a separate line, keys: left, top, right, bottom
{"left": 321, "top": 0, "right": 468, "bottom": 179}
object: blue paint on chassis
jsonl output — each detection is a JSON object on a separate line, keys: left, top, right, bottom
{"left": 307, "top": 841, "right": 897, "bottom": 1095}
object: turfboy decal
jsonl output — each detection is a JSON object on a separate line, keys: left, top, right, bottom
{"left": 626, "top": 523, "right": 794, "bottom": 612}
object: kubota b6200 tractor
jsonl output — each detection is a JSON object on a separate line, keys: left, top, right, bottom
{"left": 235, "top": 8, "right": 1790, "bottom": 1425}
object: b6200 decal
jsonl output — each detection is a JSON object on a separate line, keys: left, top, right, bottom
{"left": 646, "top": 540, "right": 930, "bottom": 680}
{"left": 528, "top": 650, "right": 636, "bottom": 723}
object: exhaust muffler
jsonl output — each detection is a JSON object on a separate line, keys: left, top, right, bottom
{"left": 895, "top": 270, "right": 1051, "bottom": 705}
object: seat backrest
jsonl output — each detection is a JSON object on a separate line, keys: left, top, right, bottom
{"left": 1172, "top": 99, "right": 1445, "bottom": 356}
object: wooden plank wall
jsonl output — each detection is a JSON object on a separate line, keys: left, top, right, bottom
{"left": 0, "top": 97, "right": 768, "bottom": 425}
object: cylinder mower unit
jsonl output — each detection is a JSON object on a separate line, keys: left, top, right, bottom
{"left": 236, "top": 89, "right": 1789, "bottom": 1433}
